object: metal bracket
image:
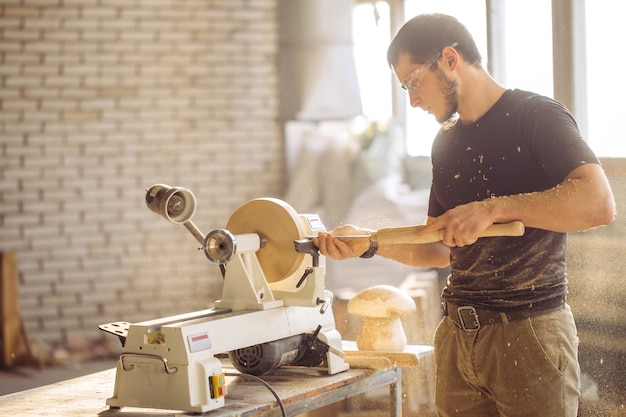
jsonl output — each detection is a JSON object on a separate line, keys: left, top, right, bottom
{"left": 120, "top": 353, "right": 178, "bottom": 374}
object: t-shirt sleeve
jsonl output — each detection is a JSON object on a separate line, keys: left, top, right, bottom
{"left": 520, "top": 95, "right": 599, "bottom": 184}
{"left": 428, "top": 182, "right": 444, "bottom": 218}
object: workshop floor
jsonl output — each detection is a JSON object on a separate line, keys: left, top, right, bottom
{"left": 0, "top": 358, "right": 118, "bottom": 396}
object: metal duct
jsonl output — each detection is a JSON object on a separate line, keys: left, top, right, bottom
{"left": 278, "top": 0, "right": 363, "bottom": 121}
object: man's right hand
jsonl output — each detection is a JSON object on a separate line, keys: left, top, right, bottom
{"left": 313, "top": 224, "right": 372, "bottom": 260}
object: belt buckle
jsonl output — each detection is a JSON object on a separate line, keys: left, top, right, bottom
{"left": 457, "top": 306, "right": 480, "bottom": 331}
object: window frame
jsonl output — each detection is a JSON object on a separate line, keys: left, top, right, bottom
{"left": 369, "top": 0, "right": 587, "bottom": 144}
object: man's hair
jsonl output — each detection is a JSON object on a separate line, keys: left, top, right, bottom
{"left": 387, "top": 14, "right": 482, "bottom": 68}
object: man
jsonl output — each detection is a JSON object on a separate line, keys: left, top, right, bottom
{"left": 315, "top": 14, "right": 615, "bottom": 417}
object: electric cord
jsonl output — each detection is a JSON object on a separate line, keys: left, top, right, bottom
{"left": 224, "top": 372, "right": 286, "bottom": 417}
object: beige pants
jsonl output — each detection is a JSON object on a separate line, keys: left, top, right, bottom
{"left": 434, "top": 304, "right": 580, "bottom": 417}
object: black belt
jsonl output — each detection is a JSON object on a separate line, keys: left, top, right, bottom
{"left": 443, "top": 298, "right": 565, "bottom": 331}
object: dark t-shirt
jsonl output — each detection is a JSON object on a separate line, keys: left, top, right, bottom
{"left": 428, "top": 89, "right": 599, "bottom": 310}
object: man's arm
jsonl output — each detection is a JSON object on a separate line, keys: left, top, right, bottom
{"left": 376, "top": 229, "right": 450, "bottom": 268}
{"left": 316, "top": 162, "right": 614, "bottom": 262}
{"left": 314, "top": 220, "right": 451, "bottom": 268}
{"left": 421, "top": 163, "right": 615, "bottom": 247}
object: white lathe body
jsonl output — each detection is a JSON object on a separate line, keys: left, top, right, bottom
{"left": 100, "top": 185, "right": 349, "bottom": 413}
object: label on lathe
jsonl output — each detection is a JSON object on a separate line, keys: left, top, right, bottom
{"left": 188, "top": 332, "right": 212, "bottom": 352}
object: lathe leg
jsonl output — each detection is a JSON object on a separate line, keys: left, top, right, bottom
{"left": 390, "top": 366, "right": 402, "bottom": 417}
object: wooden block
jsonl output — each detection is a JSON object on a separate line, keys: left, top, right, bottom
{"left": 344, "top": 355, "right": 393, "bottom": 370}
{"left": 1, "top": 252, "right": 39, "bottom": 368}
{"left": 344, "top": 350, "right": 419, "bottom": 368}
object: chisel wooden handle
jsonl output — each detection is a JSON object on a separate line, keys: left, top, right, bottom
{"left": 371, "top": 221, "right": 525, "bottom": 245}
{"left": 344, "top": 350, "right": 420, "bottom": 368}
{"left": 344, "top": 355, "right": 392, "bottom": 370}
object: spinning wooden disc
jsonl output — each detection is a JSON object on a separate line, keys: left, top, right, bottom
{"left": 226, "top": 198, "right": 306, "bottom": 283}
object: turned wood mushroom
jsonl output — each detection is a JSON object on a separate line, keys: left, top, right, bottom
{"left": 348, "top": 285, "right": 417, "bottom": 352}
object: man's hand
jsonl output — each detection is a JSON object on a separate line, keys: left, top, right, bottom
{"left": 420, "top": 201, "right": 496, "bottom": 247}
{"left": 313, "top": 224, "right": 372, "bottom": 260}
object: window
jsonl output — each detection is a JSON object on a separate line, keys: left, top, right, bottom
{"left": 501, "top": 1, "right": 553, "bottom": 97}
{"left": 585, "top": 1, "right": 626, "bottom": 156}
{"left": 353, "top": 0, "right": 626, "bottom": 157}
{"left": 403, "top": 1, "right": 489, "bottom": 156}
{"left": 352, "top": 2, "right": 392, "bottom": 122}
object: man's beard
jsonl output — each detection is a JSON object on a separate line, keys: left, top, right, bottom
{"left": 436, "top": 70, "right": 459, "bottom": 124}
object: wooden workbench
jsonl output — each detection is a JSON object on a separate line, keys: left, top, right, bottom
{"left": 0, "top": 348, "right": 432, "bottom": 417}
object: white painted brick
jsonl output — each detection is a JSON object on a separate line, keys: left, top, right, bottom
{"left": 63, "top": 41, "right": 100, "bottom": 54}
{"left": 101, "top": 303, "right": 143, "bottom": 321}
{"left": 82, "top": 75, "right": 119, "bottom": 88}
{"left": 22, "top": 306, "right": 59, "bottom": 324}
{"left": 3, "top": 121, "right": 43, "bottom": 135}
{"left": 0, "top": 226, "right": 22, "bottom": 245}
{"left": 58, "top": 88, "right": 95, "bottom": 99}
{"left": 64, "top": 327, "right": 106, "bottom": 342}
{"left": 41, "top": 316, "right": 82, "bottom": 332}
{"left": 1, "top": 0, "right": 282, "bottom": 346}
{"left": 55, "top": 278, "right": 92, "bottom": 295}
{"left": 93, "top": 278, "right": 132, "bottom": 295}
{"left": 139, "top": 64, "right": 177, "bottom": 76}
{"left": 27, "top": 0, "right": 62, "bottom": 7}
{"left": 22, "top": 87, "right": 61, "bottom": 99}
{"left": 18, "top": 295, "right": 44, "bottom": 314}
{"left": 79, "top": 290, "right": 119, "bottom": 305}
{"left": 40, "top": 289, "right": 80, "bottom": 307}
{"left": 45, "top": 75, "right": 81, "bottom": 88}
{"left": 24, "top": 41, "right": 63, "bottom": 54}
{"left": 81, "top": 30, "right": 117, "bottom": 42}
{"left": 76, "top": 120, "right": 118, "bottom": 132}
{"left": 154, "top": 8, "right": 194, "bottom": 21}
{"left": 41, "top": 52, "right": 80, "bottom": 65}
{"left": 0, "top": 112, "right": 21, "bottom": 127}
{"left": 22, "top": 109, "right": 61, "bottom": 122}
{"left": 121, "top": 8, "right": 156, "bottom": 19}
{"left": 43, "top": 30, "right": 79, "bottom": 42}
{"left": 136, "top": 0, "right": 176, "bottom": 6}
{"left": 41, "top": 6, "right": 78, "bottom": 18}
{"left": 0, "top": 63, "right": 21, "bottom": 76}
{"left": 3, "top": 6, "right": 41, "bottom": 18}
{"left": 42, "top": 212, "right": 81, "bottom": 226}
{"left": 100, "top": 42, "right": 136, "bottom": 53}
{"left": 81, "top": 256, "right": 120, "bottom": 271}
{"left": 60, "top": 268, "right": 97, "bottom": 283}
{"left": 158, "top": 32, "right": 193, "bottom": 42}
{"left": 81, "top": 6, "right": 118, "bottom": 19}
{"left": 81, "top": 52, "right": 119, "bottom": 64}
{"left": 5, "top": 75, "right": 43, "bottom": 88}
{"left": 41, "top": 99, "right": 77, "bottom": 110}
{"left": 0, "top": 88, "right": 21, "bottom": 101}
{"left": 0, "top": 17, "right": 21, "bottom": 29}
{"left": 102, "top": 17, "right": 136, "bottom": 31}
{"left": 63, "top": 0, "right": 102, "bottom": 6}
{"left": 22, "top": 201, "right": 60, "bottom": 217}
{"left": 63, "top": 64, "right": 99, "bottom": 76}
{"left": 120, "top": 30, "right": 156, "bottom": 42}
{"left": 24, "top": 16, "right": 61, "bottom": 30}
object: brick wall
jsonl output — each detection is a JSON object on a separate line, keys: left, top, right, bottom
{"left": 0, "top": 0, "right": 283, "bottom": 346}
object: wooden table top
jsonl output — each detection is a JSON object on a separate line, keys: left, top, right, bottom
{"left": 0, "top": 363, "right": 394, "bottom": 416}
{"left": 0, "top": 343, "right": 433, "bottom": 416}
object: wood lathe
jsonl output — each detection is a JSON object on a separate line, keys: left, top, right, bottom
{"left": 97, "top": 184, "right": 524, "bottom": 414}
{"left": 98, "top": 184, "right": 349, "bottom": 414}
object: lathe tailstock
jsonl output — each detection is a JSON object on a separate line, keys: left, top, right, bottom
{"left": 99, "top": 184, "right": 349, "bottom": 413}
